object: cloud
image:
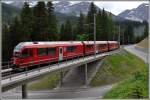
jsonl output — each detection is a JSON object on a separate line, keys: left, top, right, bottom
{"left": 94, "top": 1, "right": 149, "bottom": 15}
{"left": 2, "top": 0, "right": 148, "bottom": 15}
{"left": 2, "top": 0, "right": 14, "bottom": 4}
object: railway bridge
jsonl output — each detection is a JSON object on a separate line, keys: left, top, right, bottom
{"left": 1, "top": 50, "right": 120, "bottom": 99}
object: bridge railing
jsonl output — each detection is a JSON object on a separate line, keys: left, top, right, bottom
{"left": 2, "top": 54, "right": 93, "bottom": 81}
{"left": 2, "top": 61, "right": 13, "bottom": 69}
{"left": 2, "top": 50, "right": 120, "bottom": 93}
{"left": 2, "top": 50, "right": 116, "bottom": 82}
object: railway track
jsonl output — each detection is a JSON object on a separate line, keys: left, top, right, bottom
{"left": 1, "top": 57, "right": 81, "bottom": 79}
{"left": 2, "top": 68, "right": 13, "bottom": 77}
{"left": 1, "top": 53, "right": 87, "bottom": 79}
{"left": 1, "top": 50, "right": 120, "bottom": 80}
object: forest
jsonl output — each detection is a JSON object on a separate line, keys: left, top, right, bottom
{"left": 2, "top": 1, "right": 148, "bottom": 61}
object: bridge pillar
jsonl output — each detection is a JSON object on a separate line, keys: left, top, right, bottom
{"left": 22, "top": 84, "right": 27, "bottom": 99}
{"left": 60, "top": 69, "right": 63, "bottom": 87}
{"left": 84, "top": 63, "right": 88, "bottom": 85}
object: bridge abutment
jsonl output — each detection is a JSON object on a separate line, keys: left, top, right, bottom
{"left": 22, "top": 84, "right": 27, "bottom": 99}
{"left": 84, "top": 63, "right": 88, "bottom": 85}
{"left": 58, "top": 58, "right": 104, "bottom": 88}
{"left": 60, "top": 69, "right": 64, "bottom": 87}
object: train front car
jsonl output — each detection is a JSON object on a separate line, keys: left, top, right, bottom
{"left": 12, "top": 42, "right": 27, "bottom": 70}
{"left": 12, "top": 41, "right": 84, "bottom": 71}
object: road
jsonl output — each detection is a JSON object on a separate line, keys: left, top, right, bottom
{"left": 124, "top": 45, "right": 148, "bottom": 63}
{"left": 2, "top": 85, "right": 113, "bottom": 99}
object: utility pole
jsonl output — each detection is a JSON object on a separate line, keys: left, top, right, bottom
{"left": 113, "top": 29, "right": 115, "bottom": 41}
{"left": 118, "top": 25, "right": 120, "bottom": 46}
{"left": 71, "top": 26, "right": 73, "bottom": 42}
{"left": 0, "top": 1, "right": 1, "bottom": 99}
{"left": 128, "top": 35, "right": 129, "bottom": 44}
{"left": 84, "top": 13, "right": 96, "bottom": 55}
{"left": 123, "top": 31, "right": 124, "bottom": 46}
{"left": 94, "top": 14, "right": 96, "bottom": 55}
{"left": 113, "top": 34, "right": 115, "bottom": 41}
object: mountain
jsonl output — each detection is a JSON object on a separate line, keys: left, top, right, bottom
{"left": 9, "top": 1, "right": 24, "bottom": 8}
{"left": 118, "top": 3, "right": 149, "bottom": 22}
{"left": 2, "top": 3, "right": 21, "bottom": 25}
{"left": 55, "top": 12, "right": 78, "bottom": 24}
{"left": 54, "top": 1, "right": 100, "bottom": 16}
{"left": 54, "top": 1, "right": 126, "bottom": 22}
{"left": 4, "top": 1, "right": 148, "bottom": 22}
{"left": 2, "top": 2, "right": 145, "bottom": 39}
{"left": 8, "top": 1, "right": 99, "bottom": 16}
{"left": 4, "top": 1, "right": 126, "bottom": 22}
{"left": 6, "top": 1, "right": 37, "bottom": 8}
{"left": 2, "top": 2, "right": 78, "bottom": 25}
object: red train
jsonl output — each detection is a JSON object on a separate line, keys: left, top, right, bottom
{"left": 12, "top": 41, "right": 119, "bottom": 70}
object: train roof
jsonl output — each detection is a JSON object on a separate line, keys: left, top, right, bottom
{"left": 17, "top": 41, "right": 82, "bottom": 46}
{"left": 14, "top": 41, "right": 83, "bottom": 52}
{"left": 14, "top": 41, "right": 118, "bottom": 52}
{"left": 108, "top": 41, "right": 118, "bottom": 43}
{"left": 83, "top": 41, "right": 108, "bottom": 44}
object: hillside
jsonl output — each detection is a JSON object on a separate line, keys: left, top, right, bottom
{"left": 2, "top": 3, "right": 21, "bottom": 25}
{"left": 4, "top": 1, "right": 126, "bottom": 22}
{"left": 118, "top": 3, "right": 149, "bottom": 22}
{"left": 2, "top": 3, "right": 78, "bottom": 25}
{"left": 137, "top": 37, "right": 148, "bottom": 48}
{"left": 90, "top": 50, "right": 148, "bottom": 98}
{"left": 55, "top": 12, "right": 78, "bottom": 24}
{"left": 2, "top": 2, "right": 146, "bottom": 38}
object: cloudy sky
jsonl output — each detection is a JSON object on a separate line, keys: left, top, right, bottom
{"left": 94, "top": 1, "right": 149, "bottom": 15}
{"left": 2, "top": 0, "right": 149, "bottom": 15}
{"left": 69, "top": 1, "right": 149, "bottom": 15}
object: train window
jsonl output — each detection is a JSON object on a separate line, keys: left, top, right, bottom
{"left": 21, "top": 49, "right": 33, "bottom": 58}
{"left": 47, "top": 48, "right": 56, "bottom": 55}
{"left": 21, "top": 49, "right": 29, "bottom": 58}
{"left": 14, "top": 52, "right": 20, "bottom": 57}
{"left": 67, "top": 46, "right": 76, "bottom": 52}
{"left": 59, "top": 48, "right": 62, "bottom": 54}
{"left": 99, "top": 44, "right": 106, "bottom": 48}
{"left": 38, "top": 48, "right": 47, "bottom": 56}
{"left": 29, "top": 49, "right": 33, "bottom": 57}
{"left": 86, "top": 45, "right": 93, "bottom": 49}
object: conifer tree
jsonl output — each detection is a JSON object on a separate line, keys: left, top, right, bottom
{"left": 32, "top": 1, "right": 49, "bottom": 41}
{"left": 124, "top": 23, "right": 134, "bottom": 44}
{"left": 60, "top": 24, "right": 65, "bottom": 40}
{"left": 86, "top": 2, "right": 97, "bottom": 40}
{"left": 101, "top": 8, "right": 108, "bottom": 41}
{"left": 107, "top": 13, "right": 115, "bottom": 40}
{"left": 143, "top": 20, "right": 148, "bottom": 38}
{"left": 2, "top": 24, "right": 11, "bottom": 61}
{"left": 96, "top": 10, "right": 102, "bottom": 40}
{"left": 47, "top": 1, "right": 58, "bottom": 40}
{"left": 62, "top": 19, "right": 72, "bottom": 41}
{"left": 8, "top": 17, "right": 22, "bottom": 58}
{"left": 76, "top": 12, "right": 85, "bottom": 35}
{"left": 20, "top": 2, "right": 33, "bottom": 41}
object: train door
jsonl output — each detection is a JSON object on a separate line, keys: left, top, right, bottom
{"left": 95, "top": 44, "right": 98, "bottom": 53}
{"left": 59, "top": 47, "right": 63, "bottom": 61}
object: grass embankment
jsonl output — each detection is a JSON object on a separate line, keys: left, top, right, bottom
{"left": 90, "top": 50, "right": 148, "bottom": 98}
{"left": 137, "top": 37, "right": 148, "bottom": 48}
{"left": 27, "top": 71, "right": 60, "bottom": 90}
